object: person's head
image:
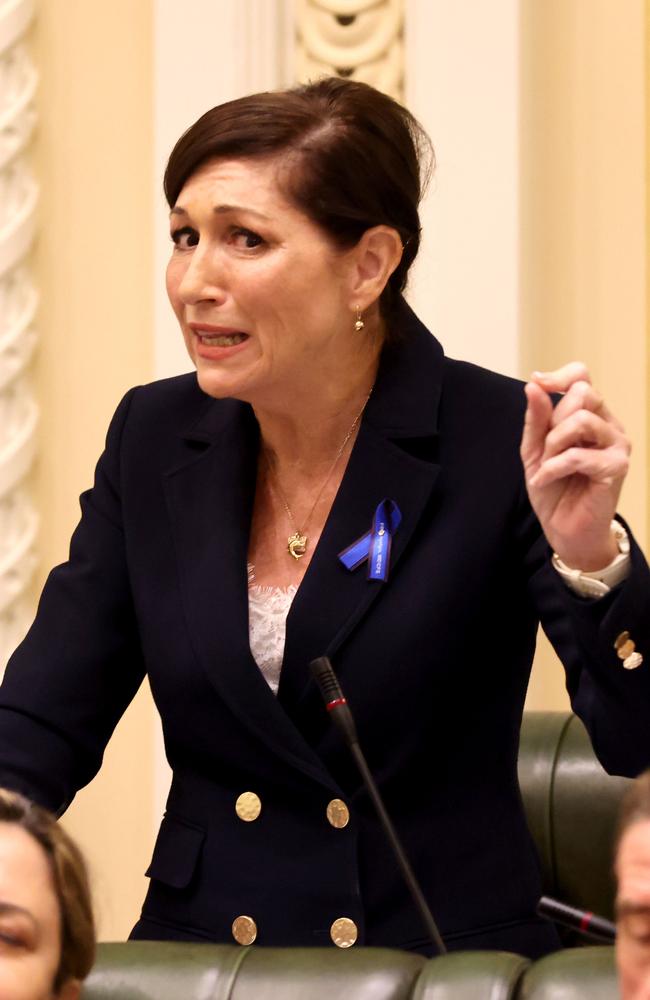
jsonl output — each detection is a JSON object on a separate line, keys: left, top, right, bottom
{"left": 163, "top": 77, "right": 433, "bottom": 403}
{"left": 0, "top": 790, "right": 95, "bottom": 1000}
{"left": 615, "top": 771, "right": 650, "bottom": 999}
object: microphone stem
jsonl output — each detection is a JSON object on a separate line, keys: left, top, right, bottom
{"left": 349, "top": 741, "right": 447, "bottom": 955}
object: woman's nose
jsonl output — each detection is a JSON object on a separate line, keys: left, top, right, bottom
{"left": 177, "top": 247, "right": 227, "bottom": 306}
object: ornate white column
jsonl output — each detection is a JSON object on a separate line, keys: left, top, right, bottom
{"left": 295, "top": 0, "right": 405, "bottom": 100}
{"left": 0, "top": 0, "right": 38, "bottom": 672}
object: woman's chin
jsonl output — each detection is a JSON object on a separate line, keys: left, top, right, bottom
{"left": 195, "top": 366, "right": 255, "bottom": 401}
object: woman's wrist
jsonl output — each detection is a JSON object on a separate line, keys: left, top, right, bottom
{"left": 552, "top": 521, "right": 630, "bottom": 598}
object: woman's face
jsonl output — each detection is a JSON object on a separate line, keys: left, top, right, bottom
{"left": 617, "top": 819, "right": 650, "bottom": 999}
{"left": 0, "top": 823, "right": 77, "bottom": 1000}
{"left": 166, "top": 156, "right": 361, "bottom": 405}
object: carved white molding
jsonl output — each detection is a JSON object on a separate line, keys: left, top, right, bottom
{"left": 295, "top": 0, "right": 404, "bottom": 100}
{"left": 0, "top": 0, "right": 38, "bottom": 672}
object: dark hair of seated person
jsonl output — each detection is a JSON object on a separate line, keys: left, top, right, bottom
{"left": 163, "top": 75, "right": 434, "bottom": 328}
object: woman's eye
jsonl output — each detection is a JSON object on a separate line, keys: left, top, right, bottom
{"left": 0, "top": 930, "right": 25, "bottom": 948}
{"left": 231, "top": 227, "right": 264, "bottom": 250}
{"left": 622, "top": 913, "right": 650, "bottom": 944}
{"left": 170, "top": 226, "right": 199, "bottom": 250}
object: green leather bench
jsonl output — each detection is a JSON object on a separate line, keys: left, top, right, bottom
{"left": 82, "top": 713, "right": 629, "bottom": 999}
{"left": 82, "top": 942, "right": 619, "bottom": 999}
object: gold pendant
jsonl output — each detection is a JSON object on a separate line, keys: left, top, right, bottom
{"left": 288, "top": 532, "right": 307, "bottom": 560}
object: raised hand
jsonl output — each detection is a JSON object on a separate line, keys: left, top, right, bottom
{"left": 520, "top": 362, "right": 630, "bottom": 570}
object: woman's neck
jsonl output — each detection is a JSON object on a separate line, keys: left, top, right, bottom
{"left": 254, "top": 352, "right": 379, "bottom": 478}
{"left": 251, "top": 301, "right": 383, "bottom": 472}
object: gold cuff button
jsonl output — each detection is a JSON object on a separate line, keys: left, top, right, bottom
{"left": 614, "top": 631, "right": 631, "bottom": 652}
{"left": 326, "top": 799, "right": 350, "bottom": 829}
{"left": 330, "top": 917, "right": 358, "bottom": 948}
{"left": 613, "top": 633, "right": 643, "bottom": 669}
{"left": 618, "top": 639, "right": 636, "bottom": 660}
{"left": 235, "top": 792, "right": 262, "bottom": 822}
{"left": 232, "top": 915, "right": 257, "bottom": 945}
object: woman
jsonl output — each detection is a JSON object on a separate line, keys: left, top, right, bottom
{"left": 0, "top": 789, "right": 94, "bottom": 1000}
{"left": 0, "top": 77, "right": 648, "bottom": 958}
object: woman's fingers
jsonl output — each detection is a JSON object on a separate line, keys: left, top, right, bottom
{"left": 531, "top": 367, "right": 624, "bottom": 433}
{"left": 529, "top": 443, "right": 630, "bottom": 489}
{"left": 531, "top": 362, "right": 591, "bottom": 393}
{"left": 541, "top": 408, "right": 621, "bottom": 462}
{"left": 549, "top": 379, "right": 615, "bottom": 427}
{"left": 524, "top": 362, "right": 630, "bottom": 490}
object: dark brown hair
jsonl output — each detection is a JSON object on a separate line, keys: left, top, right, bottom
{"left": 0, "top": 789, "right": 95, "bottom": 991}
{"left": 164, "top": 77, "right": 434, "bottom": 324}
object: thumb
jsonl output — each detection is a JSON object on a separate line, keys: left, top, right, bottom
{"left": 521, "top": 382, "right": 553, "bottom": 476}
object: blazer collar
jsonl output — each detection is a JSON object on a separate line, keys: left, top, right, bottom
{"left": 364, "top": 299, "right": 443, "bottom": 439}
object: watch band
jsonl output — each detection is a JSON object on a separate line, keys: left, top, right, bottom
{"left": 552, "top": 520, "right": 631, "bottom": 598}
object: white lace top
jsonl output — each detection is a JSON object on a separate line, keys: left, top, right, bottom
{"left": 248, "top": 565, "right": 298, "bottom": 694}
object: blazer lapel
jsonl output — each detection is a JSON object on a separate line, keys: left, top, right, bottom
{"left": 163, "top": 398, "right": 340, "bottom": 792}
{"left": 278, "top": 303, "right": 445, "bottom": 722}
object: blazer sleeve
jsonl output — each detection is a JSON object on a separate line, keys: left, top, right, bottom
{"left": 519, "top": 493, "right": 650, "bottom": 778}
{"left": 0, "top": 387, "right": 146, "bottom": 815}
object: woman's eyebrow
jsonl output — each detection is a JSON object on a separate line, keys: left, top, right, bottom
{"left": 213, "top": 204, "right": 272, "bottom": 219}
{"left": 170, "top": 204, "right": 271, "bottom": 220}
{"left": 0, "top": 900, "right": 37, "bottom": 929}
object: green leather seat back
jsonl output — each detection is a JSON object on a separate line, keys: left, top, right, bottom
{"left": 517, "top": 711, "right": 572, "bottom": 898}
{"left": 552, "top": 714, "right": 632, "bottom": 920}
{"left": 519, "top": 712, "right": 632, "bottom": 922}
{"left": 516, "top": 946, "right": 618, "bottom": 999}
{"left": 82, "top": 942, "right": 247, "bottom": 1000}
{"left": 413, "top": 952, "right": 530, "bottom": 1000}
{"left": 228, "top": 947, "right": 425, "bottom": 1000}
{"left": 82, "top": 942, "right": 426, "bottom": 1000}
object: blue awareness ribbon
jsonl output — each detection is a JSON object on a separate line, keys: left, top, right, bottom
{"left": 338, "top": 499, "right": 402, "bottom": 582}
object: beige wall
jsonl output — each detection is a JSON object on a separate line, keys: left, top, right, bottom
{"left": 520, "top": 0, "right": 648, "bottom": 711}
{"left": 30, "top": 0, "right": 155, "bottom": 939}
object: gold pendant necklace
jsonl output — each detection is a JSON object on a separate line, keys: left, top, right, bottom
{"left": 287, "top": 531, "right": 308, "bottom": 560}
{"left": 265, "top": 389, "right": 373, "bottom": 560}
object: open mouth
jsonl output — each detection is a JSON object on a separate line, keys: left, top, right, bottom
{"left": 197, "top": 332, "right": 248, "bottom": 347}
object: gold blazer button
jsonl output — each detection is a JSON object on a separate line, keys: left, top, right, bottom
{"left": 232, "top": 915, "right": 257, "bottom": 945}
{"left": 235, "top": 792, "right": 262, "bottom": 822}
{"left": 326, "top": 799, "right": 350, "bottom": 829}
{"left": 330, "top": 917, "right": 358, "bottom": 948}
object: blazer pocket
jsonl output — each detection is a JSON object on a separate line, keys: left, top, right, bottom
{"left": 145, "top": 812, "right": 205, "bottom": 890}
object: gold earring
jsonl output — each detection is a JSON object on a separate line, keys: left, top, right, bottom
{"left": 354, "top": 306, "right": 364, "bottom": 332}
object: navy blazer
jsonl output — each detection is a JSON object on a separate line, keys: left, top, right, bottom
{"left": 1, "top": 303, "right": 650, "bottom": 957}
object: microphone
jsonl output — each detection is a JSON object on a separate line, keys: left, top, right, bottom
{"left": 537, "top": 895, "right": 616, "bottom": 942}
{"left": 310, "top": 655, "right": 447, "bottom": 955}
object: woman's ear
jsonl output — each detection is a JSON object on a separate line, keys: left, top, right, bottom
{"left": 349, "top": 225, "right": 403, "bottom": 310}
{"left": 55, "top": 978, "right": 81, "bottom": 1000}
